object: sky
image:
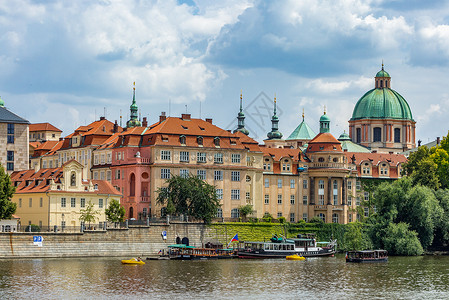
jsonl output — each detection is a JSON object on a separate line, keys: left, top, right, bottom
{"left": 1, "top": 0, "right": 449, "bottom": 143}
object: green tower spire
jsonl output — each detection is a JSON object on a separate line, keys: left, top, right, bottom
{"left": 319, "top": 106, "right": 330, "bottom": 133}
{"left": 267, "top": 94, "right": 283, "bottom": 140}
{"left": 126, "top": 82, "right": 142, "bottom": 128}
{"left": 234, "top": 90, "right": 249, "bottom": 135}
{"left": 0, "top": 96, "right": 4, "bottom": 107}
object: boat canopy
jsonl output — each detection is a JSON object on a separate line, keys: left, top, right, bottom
{"left": 168, "top": 244, "right": 196, "bottom": 249}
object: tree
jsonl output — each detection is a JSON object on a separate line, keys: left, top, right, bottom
{"left": 382, "top": 222, "right": 423, "bottom": 256}
{"left": 0, "top": 164, "right": 16, "bottom": 219}
{"left": 156, "top": 174, "right": 221, "bottom": 224}
{"left": 105, "top": 199, "right": 125, "bottom": 224}
{"left": 79, "top": 201, "right": 100, "bottom": 228}
{"left": 238, "top": 204, "right": 254, "bottom": 221}
{"left": 402, "top": 146, "right": 441, "bottom": 190}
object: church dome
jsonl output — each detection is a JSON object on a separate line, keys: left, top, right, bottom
{"left": 351, "top": 67, "right": 413, "bottom": 121}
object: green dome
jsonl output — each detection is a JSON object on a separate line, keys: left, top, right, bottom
{"left": 320, "top": 113, "right": 330, "bottom": 122}
{"left": 351, "top": 88, "right": 413, "bottom": 121}
{"left": 338, "top": 132, "right": 351, "bottom": 140}
{"left": 376, "top": 69, "right": 390, "bottom": 78}
{"left": 0, "top": 96, "right": 4, "bottom": 107}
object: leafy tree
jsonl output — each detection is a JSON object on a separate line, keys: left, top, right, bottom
{"left": 343, "top": 222, "right": 364, "bottom": 251}
{"left": 0, "top": 164, "right": 16, "bottom": 219}
{"left": 156, "top": 174, "right": 221, "bottom": 224}
{"left": 262, "top": 212, "right": 273, "bottom": 223}
{"left": 238, "top": 204, "right": 254, "bottom": 221}
{"left": 402, "top": 146, "right": 441, "bottom": 190}
{"left": 105, "top": 199, "right": 126, "bottom": 224}
{"left": 79, "top": 201, "right": 100, "bottom": 228}
{"left": 382, "top": 222, "right": 423, "bottom": 256}
{"left": 309, "top": 216, "right": 324, "bottom": 224}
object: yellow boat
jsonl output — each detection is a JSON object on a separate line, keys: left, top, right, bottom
{"left": 121, "top": 258, "right": 145, "bottom": 265}
{"left": 286, "top": 254, "right": 305, "bottom": 261}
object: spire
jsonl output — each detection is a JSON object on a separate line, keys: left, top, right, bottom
{"left": 126, "top": 81, "right": 142, "bottom": 128}
{"left": 267, "top": 94, "right": 283, "bottom": 140}
{"left": 302, "top": 108, "right": 304, "bottom": 121}
{"left": 234, "top": 90, "right": 249, "bottom": 135}
{"left": 319, "top": 106, "right": 330, "bottom": 133}
{"left": 0, "top": 96, "right": 4, "bottom": 107}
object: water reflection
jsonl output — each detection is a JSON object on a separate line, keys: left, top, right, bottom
{"left": 1, "top": 255, "right": 449, "bottom": 299}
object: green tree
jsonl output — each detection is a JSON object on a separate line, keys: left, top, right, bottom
{"left": 0, "top": 164, "right": 16, "bottom": 219}
{"left": 79, "top": 201, "right": 100, "bottom": 228}
{"left": 402, "top": 146, "right": 441, "bottom": 190}
{"left": 382, "top": 222, "right": 424, "bottom": 256}
{"left": 156, "top": 174, "right": 221, "bottom": 224}
{"left": 238, "top": 204, "right": 254, "bottom": 221}
{"left": 262, "top": 212, "right": 273, "bottom": 223}
{"left": 105, "top": 199, "right": 126, "bottom": 224}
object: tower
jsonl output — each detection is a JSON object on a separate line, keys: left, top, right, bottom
{"left": 234, "top": 91, "right": 249, "bottom": 135}
{"left": 126, "top": 82, "right": 142, "bottom": 128}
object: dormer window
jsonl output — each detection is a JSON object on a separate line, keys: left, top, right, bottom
{"left": 197, "top": 136, "right": 203, "bottom": 146}
{"left": 180, "top": 135, "right": 186, "bottom": 145}
{"left": 94, "top": 184, "right": 98, "bottom": 190}
{"left": 319, "top": 146, "right": 324, "bottom": 150}
{"left": 214, "top": 137, "right": 220, "bottom": 147}
{"left": 333, "top": 158, "right": 338, "bottom": 163}
{"left": 380, "top": 163, "right": 389, "bottom": 176}
{"left": 362, "top": 162, "right": 371, "bottom": 175}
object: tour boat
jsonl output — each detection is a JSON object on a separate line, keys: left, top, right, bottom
{"left": 286, "top": 254, "right": 305, "bottom": 261}
{"left": 345, "top": 250, "right": 388, "bottom": 263}
{"left": 165, "top": 244, "right": 237, "bottom": 260}
{"left": 237, "top": 234, "right": 336, "bottom": 259}
{"left": 121, "top": 258, "right": 145, "bottom": 265}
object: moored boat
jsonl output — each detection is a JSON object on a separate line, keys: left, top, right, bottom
{"left": 286, "top": 254, "right": 305, "bottom": 261}
{"left": 121, "top": 258, "right": 145, "bottom": 265}
{"left": 237, "top": 234, "right": 336, "bottom": 259}
{"left": 346, "top": 250, "right": 388, "bottom": 263}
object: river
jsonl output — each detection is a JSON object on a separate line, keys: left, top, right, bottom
{"left": 1, "top": 255, "right": 449, "bottom": 299}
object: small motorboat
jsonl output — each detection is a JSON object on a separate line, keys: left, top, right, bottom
{"left": 286, "top": 254, "right": 305, "bottom": 261}
{"left": 121, "top": 258, "right": 145, "bottom": 265}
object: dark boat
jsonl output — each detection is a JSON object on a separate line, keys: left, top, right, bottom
{"left": 237, "top": 235, "right": 336, "bottom": 259}
{"left": 164, "top": 244, "right": 237, "bottom": 260}
{"left": 345, "top": 250, "right": 388, "bottom": 263}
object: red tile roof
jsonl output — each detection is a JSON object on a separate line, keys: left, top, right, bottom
{"left": 29, "top": 123, "right": 62, "bottom": 132}
{"left": 307, "top": 132, "right": 342, "bottom": 152}
{"left": 345, "top": 152, "right": 407, "bottom": 167}
{"left": 261, "top": 147, "right": 302, "bottom": 162}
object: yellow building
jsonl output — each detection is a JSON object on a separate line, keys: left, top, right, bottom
{"left": 10, "top": 160, "right": 121, "bottom": 229}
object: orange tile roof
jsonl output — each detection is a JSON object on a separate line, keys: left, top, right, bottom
{"left": 345, "top": 152, "right": 407, "bottom": 167}
{"left": 29, "top": 122, "right": 62, "bottom": 132}
{"left": 307, "top": 133, "right": 342, "bottom": 152}
{"left": 261, "top": 147, "right": 302, "bottom": 162}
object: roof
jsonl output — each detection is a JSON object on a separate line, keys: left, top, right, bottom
{"left": 0, "top": 107, "right": 30, "bottom": 124}
{"left": 307, "top": 132, "right": 342, "bottom": 152}
{"left": 345, "top": 152, "right": 407, "bottom": 167}
{"left": 376, "top": 69, "right": 390, "bottom": 78}
{"left": 286, "top": 118, "right": 316, "bottom": 141}
{"left": 401, "top": 139, "right": 440, "bottom": 156}
{"left": 338, "top": 132, "right": 370, "bottom": 153}
{"left": 29, "top": 123, "right": 62, "bottom": 132}
{"left": 261, "top": 147, "right": 302, "bottom": 162}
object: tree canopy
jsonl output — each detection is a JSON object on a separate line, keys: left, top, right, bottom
{"left": 79, "top": 201, "right": 100, "bottom": 227}
{"left": 105, "top": 199, "right": 126, "bottom": 223}
{"left": 156, "top": 174, "right": 221, "bottom": 224}
{"left": 0, "top": 164, "right": 16, "bottom": 219}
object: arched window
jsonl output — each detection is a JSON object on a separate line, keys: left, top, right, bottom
{"left": 333, "top": 157, "right": 338, "bottom": 163}
{"left": 373, "top": 127, "right": 382, "bottom": 142}
{"left": 197, "top": 136, "right": 203, "bottom": 146}
{"left": 246, "top": 175, "right": 251, "bottom": 182}
{"left": 179, "top": 135, "right": 186, "bottom": 145}
{"left": 214, "top": 137, "right": 220, "bottom": 147}
{"left": 362, "top": 162, "right": 371, "bottom": 175}
{"left": 332, "top": 213, "right": 339, "bottom": 223}
{"left": 129, "top": 207, "right": 134, "bottom": 219}
{"left": 130, "top": 173, "right": 136, "bottom": 196}
{"left": 231, "top": 208, "right": 240, "bottom": 218}
{"left": 70, "top": 172, "right": 76, "bottom": 186}
{"left": 318, "top": 213, "right": 326, "bottom": 222}
{"left": 318, "top": 157, "right": 325, "bottom": 162}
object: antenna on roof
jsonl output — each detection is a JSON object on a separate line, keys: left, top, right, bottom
{"left": 120, "top": 109, "right": 122, "bottom": 127}
{"left": 104, "top": 107, "right": 106, "bottom": 119}
{"left": 169, "top": 98, "right": 171, "bottom": 117}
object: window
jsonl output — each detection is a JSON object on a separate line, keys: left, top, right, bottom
{"left": 106, "top": 171, "right": 111, "bottom": 181}
{"left": 81, "top": 198, "right": 85, "bottom": 208}
{"left": 180, "top": 135, "right": 186, "bottom": 145}
{"left": 303, "top": 213, "right": 308, "bottom": 222}
{"left": 356, "top": 197, "right": 361, "bottom": 206}
{"left": 290, "top": 179, "right": 295, "bottom": 189}
{"left": 161, "top": 169, "right": 171, "bottom": 179}
{"left": 61, "top": 221, "right": 66, "bottom": 228}
{"left": 277, "top": 212, "right": 283, "bottom": 218}
{"left": 290, "top": 195, "right": 295, "bottom": 205}
{"left": 348, "top": 213, "right": 353, "bottom": 223}
{"left": 231, "top": 153, "right": 241, "bottom": 163}
{"left": 303, "top": 180, "right": 308, "bottom": 189}
{"left": 332, "top": 213, "right": 339, "bottom": 223}
{"left": 347, "top": 180, "right": 352, "bottom": 190}
{"left": 214, "top": 170, "right": 223, "bottom": 181}
{"left": 40, "top": 197, "right": 43, "bottom": 208}
{"left": 246, "top": 176, "right": 251, "bottom": 182}
{"left": 264, "top": 194, "right": 269, "bottom": 204}
{"left": 29, "top": 198, "right": 32, "bottom": 208}
{"left": 116, "top": 170, "right": 121, "bottom": 179}
{"left": 180, "top": 169, "right": 189, "bottom": 178}
{"left": 107, "top": 153, "right": 112, "bottom": 163}
{"left": 197, "top": 136, "right": 203, "bottom": 146}
{"left": 71, "top": 198, "right": 76, "bottom": 208}
{"left": 333, "top": 180, "right": 338, "bottom": 205}
{"left": 180, "top": 151, "right": 189, "bottom": 162}
{"left": 99, "top": 199, "right": 103, "bottom": 208}
{"left": 197, "top": 152, "right": 206, "bottom": 163}
{"left": 214, "top": 137, "right": 220, "bottom": 147}
{"left": 231, "top": 189, "right": 240, "bottom": 200}
{"left": 278, "top": 179, "right": 282, "bottom": 188}
{"left": 373, "top": 127, "right": 382, "bottom": 142}
{"left": 318, "top": 213, "right": 326, "bottom": 222}
{"left": 356, "top": 128, "right": 361, "bottom": 143}
{"left": 318, "top": 195, "right": 325, "bottom": 205}
{"left": 290, "top": 213, "right": 295, "bottom": 222}
{"left": 303, "top": 196, "right": 308, "bottom": 205}
{"left": 43, "top": 161, "right": 47, "bottom": 169}
{"left": 19, "top": 198, "right": 22, "bottom": 208}
{"left": 394, "top": 128, "right": 401, "bottom": 143}
{"left": 7, "top": 124, "right": 14, "bottom": 144}
{"left": 264, "top": 178, "right": 269, "bottom": 188}
{"left": 318, "top": 157, "right": 325, "bottom": 162}
{"left": 161, "top": 150, "right": 171, "bottom": 160}
{"left": 231, "top": 171, "right": 240, "bottom": 181}
{"left": 318, "top": 180, "right": 325, "bottom": 190}
{"left": 216, "top": 189, "right": 223, "bottom": 200}
{"left": 246, "top": 192, "right": 250, "bottom": 200}
{"left": 380, "top": 163, "right": 389, "bottom": 176}
{"left": 197, "top": 170, "right": 206, "bottom": 180}
{"left": 282, "top": 164, "right": 290, "bottom": 171}
{"left": 364, "top": 207, "right": 369, "bottom": 217}
{"left": 94, "top": 155, "right": 99, "bottom": 165}
{"left": 6, "top": 162, "right": 14, "bottom": 171}
{"left": 362, "top": 163, "right": 371, "bottom": 175}
{"left": 347, "top": 196, "right": 352, "bottom": 206}
{"left": 277, "top": 194, "right": 282, "bottom": 204}
{"left": 216, "top": 208, "right": 223, "bottom": 218}
{"left": 231, "top": 208, "right": 240, "bottom": 218}
{"left": 7, "top": 151, "right": 14, "bottom": 161}
{"left": 264, "top": 162, "right": 271, "bottom": 171}
{"left": 214, "top": 153, "right": 223, "bottom": 164}
{"left": 364, "top": 192, "right": 369, "bottom": 201}
{"left": 61, "top": 197, "right": 66, "bottom": 208}
{"left": 356, "top": 180, "right": 361, "bottom": 190}
{"left": 100, "top": 154, "right": 105, "bottom": 164}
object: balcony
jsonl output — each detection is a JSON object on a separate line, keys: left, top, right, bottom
{"left": 309, "top": 162, "right": 347, "bottom": 169}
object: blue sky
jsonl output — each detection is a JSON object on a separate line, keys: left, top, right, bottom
{"left": 1, "top": 0, "right": 449, "bottom": 143}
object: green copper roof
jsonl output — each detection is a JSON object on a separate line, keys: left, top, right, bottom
{"left": 0, "top": 96, "right": 4, "bottom": 107}
{"left": 376, "top": 69, "right": 390, "bottom": 78}
{"left": 286, "top": 119, "right": 316, "bottom": 140}
{"left": 338, "top": 132, "right": 351, "bottom": 140}
{"left": 320, "top": 113, "right": 330, "bottom": 122}
{"left": 351, "top": 88, "right": 413, "bottom": 121}
{"left": 338, "top": 133, "right": 371, "bottom": 152}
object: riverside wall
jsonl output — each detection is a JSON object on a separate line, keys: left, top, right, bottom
{"left": 0, "top": 222, "right": 218, "bottom": 258}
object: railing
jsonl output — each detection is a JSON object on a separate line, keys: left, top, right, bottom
{"left": 309, "top": 162, "right": 347, "bottom": 169}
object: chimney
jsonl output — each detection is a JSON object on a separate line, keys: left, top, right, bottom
{"left": 418, "top": 139, "right": 421, "bottom": 147}
{"left": 437, "top": 137, "right": 440, "bottom": 145}
{"left": 205, "top": 118, "right": 213, "bottom": 124}
{"left": 100, "top": 116, "right": 105, "bottom": 120}
{"left": 181, "top": 113, "right": 191, "bottom": 121}
{"left": 113, "top": 120, "right": 118, "bottom": 133}
{"left": 160, "top": 112, "right": 167, "bottom": 122}
{"left": 142, "top": 117, "right": 148, "bottom": 127}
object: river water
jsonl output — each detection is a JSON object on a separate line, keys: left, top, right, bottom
{"left": 1, "top": 255, "right": 449, "bottom": 299}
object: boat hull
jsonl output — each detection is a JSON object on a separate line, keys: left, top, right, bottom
{"left": 238, "top": 248, "right": 335, "bottom": 259}
{"left": 346, "top": 257, "right": 388, "bottom": 263}
{"left": 121, "top": 259, "right": 145, "bottom": 265}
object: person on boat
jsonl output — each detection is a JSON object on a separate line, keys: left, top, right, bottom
{"left": 137, "top": 257, "right": 142, "bottom": 262}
